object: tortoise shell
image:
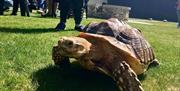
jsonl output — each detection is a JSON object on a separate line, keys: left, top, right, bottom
{"left": 83, "top": 18, "right": 159, "bottom": 69}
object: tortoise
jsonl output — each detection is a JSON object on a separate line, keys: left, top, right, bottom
{"left": 82, "top": 18, "right": 159, "bottom": 68}
{"left": 52, "top": 18, "right": 159, "bottom": 91}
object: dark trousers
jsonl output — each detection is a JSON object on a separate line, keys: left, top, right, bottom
{"left": 59, "top": 0, "right": 83, "bottom": 24}
{"left": 0, "top": 0, "right": 4, "bottom": 15}
{"left": 12, "top": 0, "right": 29, "bottom": 16}
{"left": 177, "top": 10, "right": 180, "bottom": 27}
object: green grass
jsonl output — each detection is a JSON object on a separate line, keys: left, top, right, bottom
{"left": 0, "top": 14, "right": 180, "bottom": 91}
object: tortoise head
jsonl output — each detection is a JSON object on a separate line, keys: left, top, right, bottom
{"left": 57, "top": 37, "right": 92, "bottom": 58}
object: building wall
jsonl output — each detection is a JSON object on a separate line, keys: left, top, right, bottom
{"left": 88, "top": 0, "right": 108, "bottom": 5}
{"left": 108, "top": 0, "right": 177, "bottom": 21}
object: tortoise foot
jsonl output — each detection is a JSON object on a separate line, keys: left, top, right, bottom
{"left": 112, "top": 61, "right": 144, "bottom": 91}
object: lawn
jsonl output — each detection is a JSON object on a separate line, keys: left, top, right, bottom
{"left": 0, "top": 14, "right": 180, "bottom": 91}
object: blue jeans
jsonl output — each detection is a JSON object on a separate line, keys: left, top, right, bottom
{"left": 37, "top": 0, "right": 45, "bottom": 9}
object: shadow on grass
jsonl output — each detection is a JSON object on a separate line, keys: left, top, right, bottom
{"left": 30, "top": 15, "right": 59, "bottom": 19}
{"left": 0, "top": 27, "right": 75, "bottom": 34}
{"left": 0, "top": 27, "right": 56, "bottom": 33}
{"left": 31, "top": 62, "right": 119, "bottom": 91}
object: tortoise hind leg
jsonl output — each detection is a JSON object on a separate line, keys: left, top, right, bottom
{"left": 112, "top": 61, "right": 144, "bottom": 91}
{"left": 52, "top": 46, "right": 70, "bottom": 68}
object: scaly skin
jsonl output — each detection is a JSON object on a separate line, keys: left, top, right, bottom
{"left": 112, "top": 61, "right": 143, "bottom": 91}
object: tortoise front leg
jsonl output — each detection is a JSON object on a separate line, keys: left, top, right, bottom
{"left": 112, "top": 61, "right": 144, "bottom": 91}
{"left": 52, "top": 46, "right": 70, "bottom": 68}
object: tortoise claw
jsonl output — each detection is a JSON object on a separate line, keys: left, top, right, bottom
{"left": 112, "top": 61, "right": 144, "bottom": 91}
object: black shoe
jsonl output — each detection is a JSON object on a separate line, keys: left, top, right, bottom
{"left": 42, "top": 13, "right": 51, "bottom": 17}
{"left": 11, "top": 13, "right": 17, "bottom": 16}
{"left": 0, "top": 12, "right": 3, "bottom": 15}
{"left": 74, "top": 25, "right": 85, "bottom": 31}
{"left": 55, "top": 22, "right": 66, "bottom": 31}
{"left": 42, "top": 13, "right": 56, "bottom": 18}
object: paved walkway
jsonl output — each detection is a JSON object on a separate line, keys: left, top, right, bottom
{"left": 128, "top": 18, "right": 159, "bottom": 25}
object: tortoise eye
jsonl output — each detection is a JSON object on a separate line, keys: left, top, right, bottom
{"left": 66, "top": 41, "right": 73, "bottom": 46}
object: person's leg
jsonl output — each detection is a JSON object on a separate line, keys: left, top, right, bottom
{"left": 52, "top": 0, "right": 57, "bottom": 17}
{"left": 11, "top": 0, "right": 19, "bottom": 15}
{"left": 28, "top": 0, "right": 33, "bottom": 12}
{"left": 42, "top": 0, "right": 54, "bottom": 17}
{"left": 0, "top": 0, "right": 4, "bottom": 15}
{"left": 20, "top": 0, "right": 26, "bottom": 16}
{"left": 177, "top": 10, "right": 180, "bottom": 28}
{"left": 37, "top": 0, "right": 42, "bottom": 9}
{"left": 55, "top": 0, "right": 70, "bottom": 30}
{"left": 37, "top": 0, "right": 45, "bottom": 14}
{"left": 47, "top": 0, "right": 52, "bottom": 15}
{"left": 25, "top": 0, "right": 30, "bottom": 16}
{"left": 72, "top": 0, "right": 84, "bottom": 31}
{"left": 38, "top": 0, "right": 44, "bottom": 10}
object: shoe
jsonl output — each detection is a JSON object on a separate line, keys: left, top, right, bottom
{"left": 42, "top": 13, "right": 56, "bottom": 18}
{"left": 0, "top": 13, "right": 3, "bottom": 15}
{"left": 74, "top": 25, "right": 85, "bottom": 31}
{"left": 42, "top": 13, "right": 51, "bottom": 17}
{"left": 55, "top": 22, "right": 66, "bottom": 31}
{"left": 11, "top": 13, "right": 17, "bottom": 16}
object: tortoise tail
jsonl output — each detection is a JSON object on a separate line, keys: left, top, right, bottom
{"left": 112, "top": 61, "right": 144, "bottom": 91}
